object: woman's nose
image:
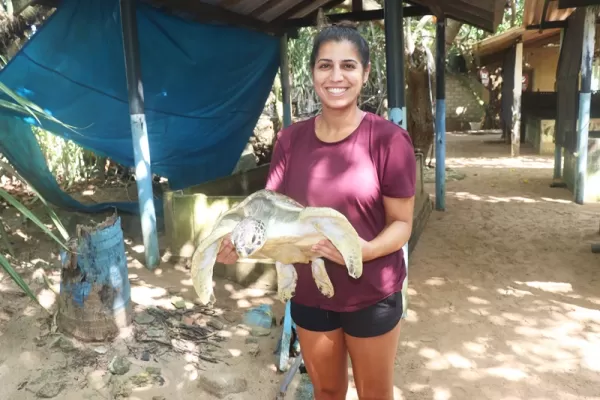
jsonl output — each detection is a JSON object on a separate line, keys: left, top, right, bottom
{"left": 329, "top": 65, "right": 343, "bottom": 81}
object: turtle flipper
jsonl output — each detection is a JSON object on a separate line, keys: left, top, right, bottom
{"left": 275, "top": 261, "right": 298, "bottom": 302}
{"left": 311, "top": 257, "right": 334, "bottom": 298}
{"left": 190, "top": 215, "right": 241, "bottom": 305}
{"left": 299, "top": 207, "right": 363, "bottom": 279}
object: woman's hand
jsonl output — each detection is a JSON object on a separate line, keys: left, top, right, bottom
{"left": 216, "top": 234, "right": 239, "bottom": 265}
{"left": 311, "top": 237, "right": 374, "bottom": 265}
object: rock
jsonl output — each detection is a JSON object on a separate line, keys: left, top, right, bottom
{"left": 248, "top": 343, "right": 260, "bottom": 356}
{"left": 207, "top": 318, "right": 225, "bottom": 330}
{"left": 251, "top": 327, "right": 271, "bottom": 337}
{"left": 245, "top": 337, "right": 258, "bottom": 344}
{"left": 94, "top": 346, "right": 108, "bottom": 354}
{"left": 146, "top": 328, "right": 165, "bottom": 338}
{"left": 36, "top": 382, "right": 65, "bottom": 398}
{"left": 108, "top": 356, "right": 131, "bottom": 375}
{"left": 152, "top": 396, "right": 166, "bottom": 400}
{"left": 171, "top": 296, "right": 186, "bottom": 309}
{"left": 50, "top": 336, "right": 75, "bottom": 352}
{"left": 198, "top": 372, "right": 247, "bottom": 398}
{"left": 134, "top": 312, "right": 155, "bottom": 324}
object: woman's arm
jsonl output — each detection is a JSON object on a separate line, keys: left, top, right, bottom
{"left": 363, "top": 195, "right": 414, "bottom": 262}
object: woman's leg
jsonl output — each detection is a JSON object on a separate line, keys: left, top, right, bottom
{"left": 291, "top": 302, "right": 349, "bottom": 400}
{"left": 341, "top": 291, "right": 404, "bottom": 400}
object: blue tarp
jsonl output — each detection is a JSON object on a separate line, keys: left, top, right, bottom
{"left": 0, "top": 0, "right": 280, "bottom": 213}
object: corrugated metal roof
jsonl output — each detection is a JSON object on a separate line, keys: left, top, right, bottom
{"left": 523, "top": 0, "right": 575, "bottom": 27}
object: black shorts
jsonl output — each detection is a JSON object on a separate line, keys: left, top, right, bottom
{"left": 290, "top": 291, "right": 403, "bottom": 338}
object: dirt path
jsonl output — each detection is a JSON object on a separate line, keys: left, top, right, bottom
{"left": 0, "top": 132, "right": 599, "bottom": 399}
{"left": 396, "top": 133, "right": 600, "bottom": 400}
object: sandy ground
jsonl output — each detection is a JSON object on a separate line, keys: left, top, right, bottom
{"left": 0, "top": 132, "right": 599, "bottom": 400}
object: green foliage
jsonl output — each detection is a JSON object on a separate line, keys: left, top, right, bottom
{"left": 33, "top": 126, "right": 98, "bottom": 189}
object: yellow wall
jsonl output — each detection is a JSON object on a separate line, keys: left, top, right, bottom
{"left": 523, "top": 45, "right": 560, "bottom": 91}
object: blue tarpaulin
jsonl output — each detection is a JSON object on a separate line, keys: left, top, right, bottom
{"left": 0, "top": 0, "right": 280, "bottom": 213}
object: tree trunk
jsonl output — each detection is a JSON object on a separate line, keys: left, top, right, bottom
{"left": 406, "top": 45, "right": 435, "bottom": 156}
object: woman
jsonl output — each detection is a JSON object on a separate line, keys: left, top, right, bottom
{"left": 218, "top": 22, "right": 416, "bottom": 399}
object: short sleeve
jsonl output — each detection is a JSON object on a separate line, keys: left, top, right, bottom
{"left": 265, "top": 132, "right": 287, "bottom": 193}
{"left": 378, "top": 128, "right": 416, "bottom": 198}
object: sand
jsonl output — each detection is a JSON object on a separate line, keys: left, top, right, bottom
{"left": 0, "top": 132, "right": 599, "bottom": 400}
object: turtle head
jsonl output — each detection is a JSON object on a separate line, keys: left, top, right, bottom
{"left": 230, "top": 217, "right": 266, "bottom": 258}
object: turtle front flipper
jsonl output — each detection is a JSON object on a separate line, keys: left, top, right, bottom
{"left": 275, "top": 261, "right": 298, "bottom": 302}
{"left": 311, "top": 257, "right": 334, "bottom": 298}
{"left": 190, "top": 216, "right": 241, "bottom": 305}
{"left": 299, "top": 207, "right": 363, "bottom": 280}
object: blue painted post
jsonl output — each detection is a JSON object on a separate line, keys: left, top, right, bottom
{"left": 278, "top": 33, "right": 294, "bottom": 373}
{"left": 119, "top": 0, "right": 160, "bottom": 269}
{"left": 435, "top": 17, "right": 446, "bottom": 211}
{"left": 384, "top": 0, "right": 409, "bottom": 319}
{"left": 575, "top": 7, "right": 596, "bottom": 205}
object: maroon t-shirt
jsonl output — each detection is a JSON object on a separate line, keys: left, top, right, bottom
{"left": 265, "top": 111, "right": 416, "bottom": 312}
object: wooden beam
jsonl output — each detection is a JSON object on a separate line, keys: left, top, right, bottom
{"left": 275, "top": 0, "right": 343, "bottom": 22}
{"left": 285, "top": 5, "right": 431, "bottom": 28}
{"left": 558, "top": 0, "right": 600, "bottom": 8}
{"left": 511, "top": 40, "right": 523, "bottom": 157}
{"left": 249, "top": 0, "right": 283, "bottom": 19}
{"left": 144, "top": 0, "right": 284, "bottom": 34}
{"left": 352, "top": 0, "right": 363, "bottom": 12}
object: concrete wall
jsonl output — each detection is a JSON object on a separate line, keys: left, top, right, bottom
{"left": 442, "top": 73, "right": 486, "bottom": 131}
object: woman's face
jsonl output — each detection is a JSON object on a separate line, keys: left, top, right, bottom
{"left": 312, "top": 40, "right": 370, "bottom": 111}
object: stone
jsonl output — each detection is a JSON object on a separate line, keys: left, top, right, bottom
{"left": 207, "top": 318, "right": 225, "bottom": 330}
{"left": 248, "top": 343, "right": 260, "bottom": 356}
{"left": 197, "top": 372, "right": 247, "bottom": 398}
{"left": 134, "top": 312, "right": 155, "bottom": 324}
{"left": 171, "top": 296, "right": 186, "bottom": 309}
{"left": 251, "top": 327, "right": 271, "bottom": 337}
{"left": 36, "top": 382, "right": 65, "bottom": 398}
{"left": 108, "top": 356, "right": 131, "bottom": 375}
{"left": 244, "top": 337, "right": 258, "bottom": 344}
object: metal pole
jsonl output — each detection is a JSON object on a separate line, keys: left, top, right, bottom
{"left": 120, "top": 0, "right": 160, "bottom": 269}
{"left": 384, "top": 0, "right": 409, "bottom": 319}
{"left": 385, "top": 0, "right": 406, "bottom": 128}
{"left": 280, "top": 34, "right": 292, "bottom": 128}
{"left": 435, "top": 17, "right": 446, "bottom": 211}
{"left": 575, "top": 7, "right": 596, "bottom": 205}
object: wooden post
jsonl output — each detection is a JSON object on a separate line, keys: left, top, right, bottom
{"left": 553, "top": 29, "right": 565, "bottom": 183}
{"left": 435, "top": 17, "right": 446, "bottom": 211}
{"left": 119, "top": 0, "right": 160, "bottom": 269}
{"left": 575, "top": 6, "right": 596, "bottom": 205}
{"left": 511, "top": 40, "right": 523, "bottom": 157}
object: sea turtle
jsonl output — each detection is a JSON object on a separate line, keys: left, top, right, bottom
{"left": 190, "top": 189, "right": 363, "bottom": 305}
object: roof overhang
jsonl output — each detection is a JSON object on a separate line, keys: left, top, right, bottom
{"left": 471, "top": 25, "right": 561, "bottom": 64}
{"left": 523, "top": 0, "right": 575, "bottom": 30}
{"left": 406, "top": 0, "right": 507, "bottom": 32}
{"left": 26, "top": 0, "right": 509, "bottom": 35}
